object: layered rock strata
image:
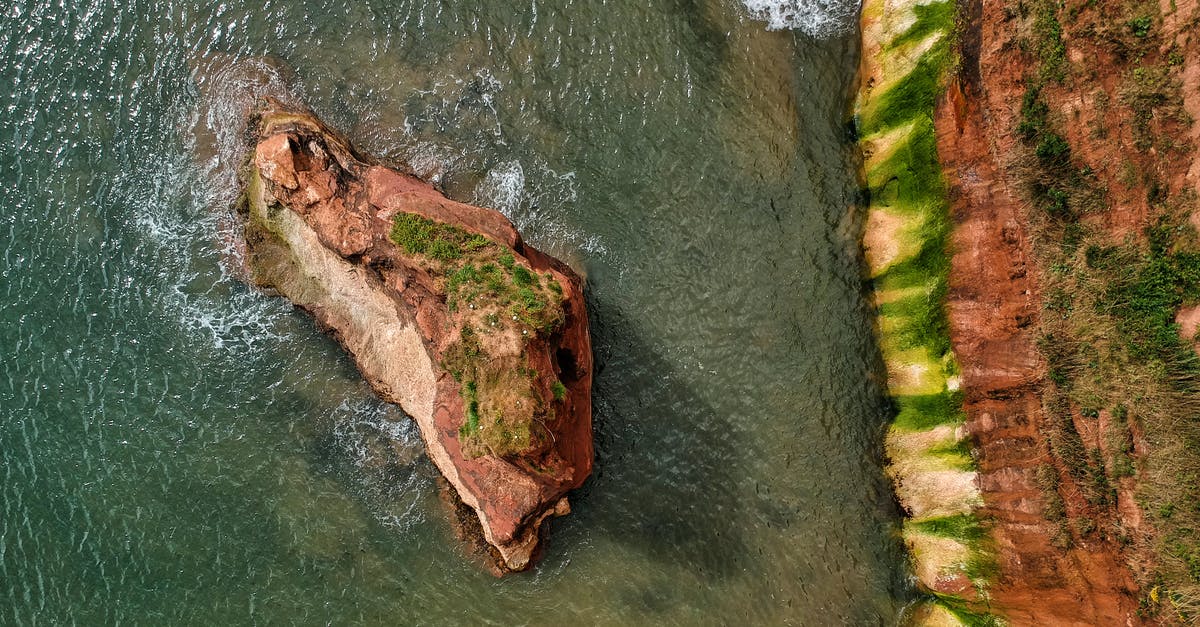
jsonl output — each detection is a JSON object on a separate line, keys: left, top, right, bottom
{"left": 855, "top": 0, "right": 994, "bottom": 623}
{"left": 236, "top": 99, "right": 593, "bottom": 572}
{"left": 859, "top": 0, "right": 1200, "bottom": 619}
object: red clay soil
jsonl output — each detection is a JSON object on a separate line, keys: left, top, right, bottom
{"left": 244, "top": 99, "right": 593, "bottom": 572}
{"left": 935, "top": 1, "right": 1145, "bottom": 621}
{"left": 1163, "top": 0, "right": 1200, "bottom": 212}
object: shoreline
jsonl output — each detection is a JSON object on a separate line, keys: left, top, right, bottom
{"left": 857, "top": 0, "right": 1200, "bottom": 619}
{"left": 853, "top": 0, "right": 996, "bottom": 622}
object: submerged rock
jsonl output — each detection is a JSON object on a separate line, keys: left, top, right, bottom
{"left": 236, "top": 98, "right": 593, "bottom": 572}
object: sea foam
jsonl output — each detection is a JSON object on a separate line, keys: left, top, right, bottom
{"left": 328, "top": 398, "right": 430, "bottom": 535}
{"left": 740, "top": 0, "right": 858, "bottom": 35}
{"left": 474, "top": 158, "right": 611, "bottom": 271}
{"left": 477, "top": 160, "right": 527, "bottom": 215}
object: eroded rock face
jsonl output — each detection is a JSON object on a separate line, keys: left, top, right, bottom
{"left": 237, "top": 99, "right": 593, "bottom": 572}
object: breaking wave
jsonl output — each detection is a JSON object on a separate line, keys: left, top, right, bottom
{"left": 328, "top": 398, "right": 431, "bottom": 535}
{"left": 740, "top": 0, "right": 858, "bottom": 36}
{"left": 475, "top": 158, "right": 609, "bottom": 267}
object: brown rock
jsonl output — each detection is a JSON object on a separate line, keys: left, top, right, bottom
{"left": 237, "top": 98, "right": 593, "bottom": 573}
{"left": 255, "top": 133, "right": 299, "bottom": 190}
{"left": 937, "top": 12, "right": 1144, "bottom": 623}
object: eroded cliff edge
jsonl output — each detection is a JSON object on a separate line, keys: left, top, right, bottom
{"left": 856, "top": 2, "right": 996, "bottom": 623}
{"left": 859, "top": 0, "right": 1200, "bottom": 620}
{"left": 236, "top": 99, "right": 593, "bottom": 572}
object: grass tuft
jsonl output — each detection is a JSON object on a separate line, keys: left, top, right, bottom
{"left": 391, "top": 212, "right": 568, "bottom": 459}
{"left": 1008, "top": 0, "right": 1200, "bottom": 603}
{"left": 551, "top": 380, "right": 567, "bottom": 402}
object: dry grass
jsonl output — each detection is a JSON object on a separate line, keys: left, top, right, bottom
{"left": 1009, "top": 52, "right": 1200, "bottom": 620}
{"left": 986, "top": 0, "right": 1200, "bottom": 616}
{"left": 1020, "top": 161, "right": 1200, "bottom": 613}
{"left": 392, "top": 212, "right": 566, "bottom": 459}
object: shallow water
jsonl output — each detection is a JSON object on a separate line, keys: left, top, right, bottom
{"left": 0, "top": 0, "right": 914, "bottom": 623}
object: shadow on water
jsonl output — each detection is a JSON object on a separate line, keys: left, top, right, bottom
{"left": 577, "top": 292, "right": 749, "bottom": 582}
{"left": 667, "top": 0, "right": 730, "bottom": 85}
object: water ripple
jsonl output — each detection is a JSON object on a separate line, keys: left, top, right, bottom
{"left": 0, "top": 0, "right": 910, "bottom": 623}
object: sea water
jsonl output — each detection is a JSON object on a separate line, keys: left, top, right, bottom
{"left": 0, "top": 0, "right": 914, "bottom": 623}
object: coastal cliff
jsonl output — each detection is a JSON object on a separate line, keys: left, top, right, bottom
{"left": 856, "top": 0, "right": 995, "bottom": 622}
{"left": 236, "top": 99, "right": 593, "bottom": 572}
{"left": 859, "top": 0, "right": 1200, "bottom": 620}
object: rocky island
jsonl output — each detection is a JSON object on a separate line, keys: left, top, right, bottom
{"left": 235, "top": 98, "right": 593, "bottom": 572}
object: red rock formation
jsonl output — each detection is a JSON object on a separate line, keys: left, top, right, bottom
{"left": 937, "top": 78, "right": 1143, "bottom": 624}
{"left": 935, "top": 0, "right": 1163, "bottom": 618}
{"left": 238, "top": 99, "right": 593, "bottom": 572}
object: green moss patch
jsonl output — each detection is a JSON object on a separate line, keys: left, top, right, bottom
{"left": 893, "top": 391, "right": 967, "bottom": 431}
{"left": 889, "top": 1, "right": 956, "bottom": 51}
{"left": 391, "top": 212, "right": 492, "bottom": 261}
{"left": 867, "top": 117, "right": 947, "bottom": 213}
{"left": 913, "top": 513, "right": 986, "bottom": 543}
{"left": 389, "top": 212, "right": 567, "bottom": 459}
{"left": 859, "top": 36, "right": 953, "bottom": 136}
{"left": 858, "top": 0, "right": 999, "bottom": 617}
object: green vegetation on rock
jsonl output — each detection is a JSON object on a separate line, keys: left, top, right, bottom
{"left": 1007, "top": 0, "right": 1200, "bottom": 614}
{"left": 389, "top": 212, "right": 566, "bottom": 459}
{"left": 551, "top": 380, "right": 567, "bottom": 402}
{"left": 391, "top": 211, "right": 492, "bottom": 260}
{"left": 857, "top": 0, "right": 998, "bottom": 621}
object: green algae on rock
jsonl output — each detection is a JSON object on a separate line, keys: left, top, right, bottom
{"left": 386, "top": 210, "right": 568, "bottom": 459}
{"left": 237, "top": 98, "right": 593, "bottom": 573}
{"left": 855, "top": 0, "right": 998, "bottom": 623}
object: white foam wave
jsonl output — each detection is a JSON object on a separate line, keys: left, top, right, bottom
{"left": 172, "top": 285, "right": 293, "bottom": 351}
{"left": 330, "top": 398, "right": 423, "bottom": 469}
{"left": 186, "top": 55, "right": 297, "bottom": 207}
{"left": 328, "top": 398, "right": 429, "bottom": 535}
{"left": 134, "top": 55, "right": 307, "bottom": 355}
{"left": 741, "top": 0, "right": 858, "bottom": 36}
{"left": 124, "top": 153, "right": 292, "bottom": 354}
{"left": 401, "top": 140, "right": 468, "bottom": 185}
{"left": 474, "top": 158, "right": 610, "bottom": 267}
{"left": 477, "top": 160, "right": 526, "bottom": 214}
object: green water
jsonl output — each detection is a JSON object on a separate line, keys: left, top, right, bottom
{"left": 0, "top": 0, "right": 914, "bottom": 623}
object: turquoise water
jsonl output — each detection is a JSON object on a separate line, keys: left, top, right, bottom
{"left": 0, "top": 0, "right": 914, "bottom": 623}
